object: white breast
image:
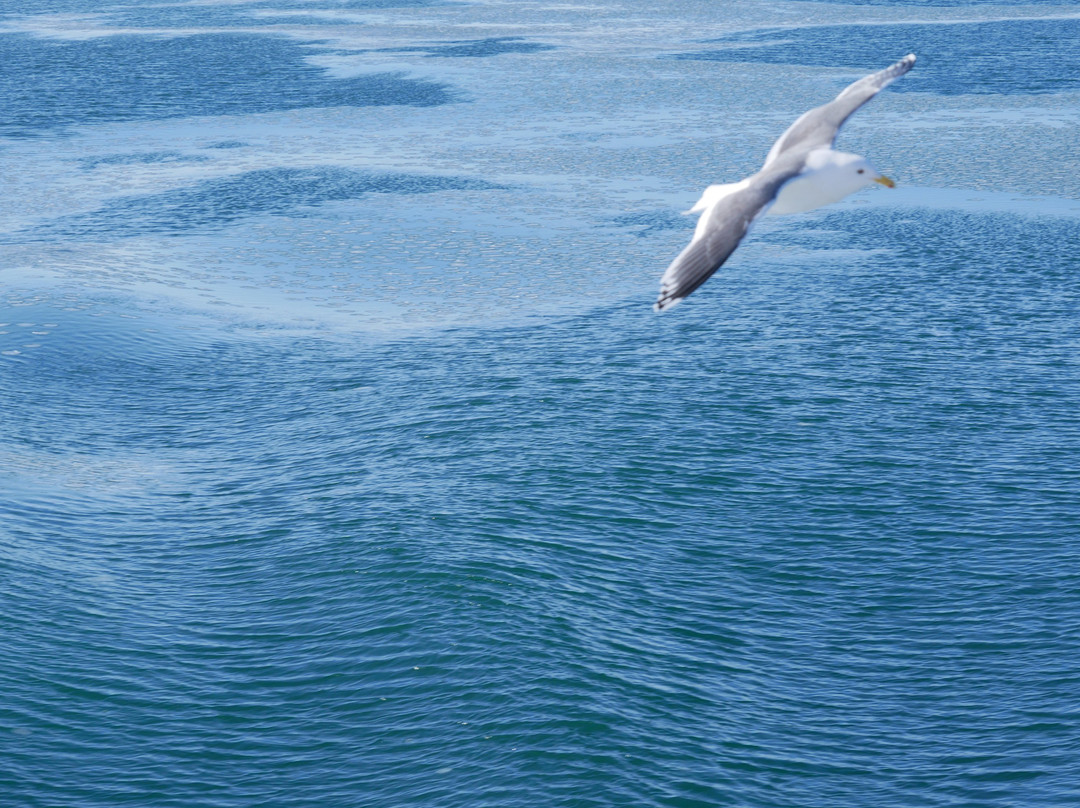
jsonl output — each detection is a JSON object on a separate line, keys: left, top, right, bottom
{"left": 767, "top": 149, "right": 873, "bottom": 216}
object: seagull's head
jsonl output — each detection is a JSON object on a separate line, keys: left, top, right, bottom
{"left": 846, "top": 154, "right": 895, "bottom": 190}
{"left": 803, "top": 150, "right": 896, "bottom": 200}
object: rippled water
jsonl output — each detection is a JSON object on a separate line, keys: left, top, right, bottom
{"left": 677, "top": 18, "right": 1080, "bottom": 95}
{"left": 3, "top": 1, "right": 1080, "bottom": 806}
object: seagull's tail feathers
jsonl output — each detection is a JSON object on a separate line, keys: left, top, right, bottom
{"left": 683, "top": 180, "right": 751, "bottom": 243}
{"left": 684, "top": 182, "right": 745, "bottom": 215}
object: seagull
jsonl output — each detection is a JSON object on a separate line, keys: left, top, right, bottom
{"left": 654, "top": 54, "right": 915, "bottom": 311}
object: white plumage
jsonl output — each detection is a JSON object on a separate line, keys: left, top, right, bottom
{"left": 655, "top": 54, "right": 915, "bottom": 312}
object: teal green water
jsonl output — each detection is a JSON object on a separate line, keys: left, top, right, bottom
{"left": 3, "top": 1, "right": 1080, "bottom": 805}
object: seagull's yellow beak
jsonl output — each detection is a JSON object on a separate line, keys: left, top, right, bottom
{"left": 874, "top": 175, "right": 896, "bottom": 188}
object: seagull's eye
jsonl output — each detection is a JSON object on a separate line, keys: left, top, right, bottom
{"left": 857, "top": 169, "right": 865, "bottom": 174}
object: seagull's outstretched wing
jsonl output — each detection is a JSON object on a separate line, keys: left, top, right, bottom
{"left": 655, "top": 165, "right": 796, "bottom": 311}
{"left": 763, "top": 53, "right": 916, "bottom": 167}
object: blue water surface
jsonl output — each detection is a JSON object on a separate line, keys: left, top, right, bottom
{"left": 0, "top": 32, "right": 452, "bottom": 138}
{"left": 2, "top": 1, "right": 1080, "bottom": 806}
{"left": 674, "top": 18, "right": 1080, "bottom": 95}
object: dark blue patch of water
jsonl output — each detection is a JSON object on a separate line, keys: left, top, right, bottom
{"left": 673, "top": 18, "right": 1080, "bottom": 95}
{"left": 0, "top": 32, "right": 452, "bottom": 138}
{"left": 610, "top": 210, "right": 693, "bottom": 237}
{"left": 77, "top": 152, "right": 209, "bottom": 171}
{"left": 12, "top": 167, "right": 504, "bottom": 240}
{"left": 106, "top": 0, "right": 443, "bottom": 30}
{"left": 379, "top": 37, "right": 557, "bottom": 58}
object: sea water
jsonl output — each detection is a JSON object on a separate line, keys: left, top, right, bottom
{"left": 2, "top": 1, "right": 1080, "bottom": 805}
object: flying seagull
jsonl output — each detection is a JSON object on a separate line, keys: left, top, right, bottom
{"left": 654, "top": 54, "right": 915, "bottom": 311}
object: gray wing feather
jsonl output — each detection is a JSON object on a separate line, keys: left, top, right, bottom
{"left": 654, "top": 166, "right": 796, "bottom": 311}
{"left": 764, "top": 53, "right": 915, "bottom": 166}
